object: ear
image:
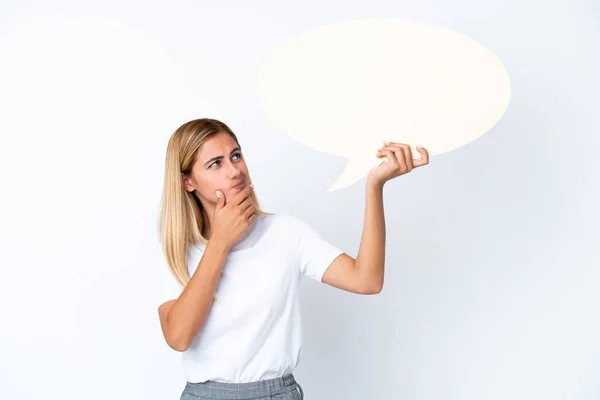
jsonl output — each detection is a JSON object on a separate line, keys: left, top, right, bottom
{"left": 181, "top": 173, "right": 192, "bottom": 192}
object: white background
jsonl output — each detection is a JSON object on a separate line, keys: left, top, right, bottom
{"left": 0, "top": 1, "right": 598, "bottom": 399}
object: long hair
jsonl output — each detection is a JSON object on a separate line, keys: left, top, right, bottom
{"left": 159, "top": 118, "right": 274, "bottom": 288}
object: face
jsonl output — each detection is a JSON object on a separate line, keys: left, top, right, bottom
{"left": 182, "top": 132, "right": 251, "bottom": 205}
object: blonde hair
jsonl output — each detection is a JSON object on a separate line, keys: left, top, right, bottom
{"left": 159, "top": 118, "right": 274, "bottom": 288}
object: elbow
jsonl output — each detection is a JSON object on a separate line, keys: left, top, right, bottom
{"left": 366, "top": 280, "right": 383, "bottom": 295}
{"left": 168, "top": 338, "right": 191, "bottom": 352}
{"left": 170, "top": 343, "right": 189, "bottom": 352}
{"left": 166, "top": 330, "right": 192, "bottom": 352}
{"left": 370, "top": 285, "right": 383, "bottom": 294}
{"left": 159, "top": 303, "right": 193, "bottom": 352}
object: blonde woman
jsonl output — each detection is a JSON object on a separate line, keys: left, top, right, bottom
{"left": 157, "top": 118, "right": 429, "bottom": 399}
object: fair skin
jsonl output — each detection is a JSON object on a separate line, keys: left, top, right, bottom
{"left": 320, "top": 141, "right": 430, "bottom": 294}
{"left": 181, "top": 134, "right": 430, "bottom": 296}
{"left": 182, "top": 132, "right": 253, "bottom": 240}
{"left": 158, "top": 139, "right": 429, "bottom": 351}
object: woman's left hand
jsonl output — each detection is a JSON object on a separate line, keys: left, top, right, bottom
{"left": 367, "top": 141, "right": 430, "bottom": 187}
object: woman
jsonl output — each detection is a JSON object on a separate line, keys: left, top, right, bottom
{"left": 157, "top": 118, "right": 429, "bottom": 399}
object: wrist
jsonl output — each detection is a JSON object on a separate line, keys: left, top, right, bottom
{"left": 206, "top": 238, "right": 231, "bottom": 255}
{"left": 367, "top": 179, "right": 384, "bottom": 191}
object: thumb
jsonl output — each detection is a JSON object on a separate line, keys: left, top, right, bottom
{"left": 215, "top": 190, "right": 225, "bottom": 208}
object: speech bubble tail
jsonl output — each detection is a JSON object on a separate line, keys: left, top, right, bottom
{"left": 326, "top": 155, "right": 381, "bottom": 192}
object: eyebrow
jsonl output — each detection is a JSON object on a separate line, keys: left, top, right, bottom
{"left": 204, "top": 147, "right": 241, "bottom": 166}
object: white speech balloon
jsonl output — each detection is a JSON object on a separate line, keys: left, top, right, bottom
{"left": 255, "top": 19, "right": 511, "bottom": 191}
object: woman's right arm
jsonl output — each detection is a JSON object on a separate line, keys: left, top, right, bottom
{"left": 158, "top": 240, "right": 231, "bottom": 352}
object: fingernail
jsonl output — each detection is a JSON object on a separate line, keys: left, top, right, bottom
{"left": 216, "top": 190, "right": 221, "bottom": 198}
{"left": 417, "top": 145, "right": 422, "bottom": 149}
{"left": 384, "top": 141, "right": 390, "bottom": 144}
{"left": 250, "top": 184, "right": 254, "bottom": 188}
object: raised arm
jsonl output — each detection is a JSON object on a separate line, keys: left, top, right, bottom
{"left": 322, "top": 141, "right": 429, "bottom": 294}
{"left": 321, "top": 179, "right": 385, "bottom": 294}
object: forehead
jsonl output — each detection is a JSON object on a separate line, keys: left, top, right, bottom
{"left": 198, "top": 132, "right": 237, "bottom": 156}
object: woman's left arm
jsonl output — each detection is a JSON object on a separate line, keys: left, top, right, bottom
{"left": 354, "top": 142, "right": 430, "bottom": 291}
{"left": 354, "top": 180, "right": 386, "bottom": 292}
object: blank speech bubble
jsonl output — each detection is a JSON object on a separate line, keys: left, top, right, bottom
{"left": 255, "top": 19, "right": 511, "bottom": 191}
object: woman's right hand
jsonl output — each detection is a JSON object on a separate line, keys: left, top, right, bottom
{"left": 211, "top": 184, "right": 256, "bottom": 250}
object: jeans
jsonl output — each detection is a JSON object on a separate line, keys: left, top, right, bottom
{"left": 180, "top": 372, "right": 304, "bottom": 400}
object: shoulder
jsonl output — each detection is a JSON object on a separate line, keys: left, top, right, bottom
{"left": 250, "top": 212, "right": 309, "bottom": 248}
{"left": 185, "top": 212, "right": 298, "bottom": 255}
{"left": 267, "top": 211, "right": 306, "bottom": 233}
{"left": 258, "top": 211, "right": 296, "bottom": 227}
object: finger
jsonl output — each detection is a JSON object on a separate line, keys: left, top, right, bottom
{"left": 216, "top": 190, "right": 226, "bottom": 208}
{"left": 394, "top": 147, "right": 408, "bottom": 171}
{"left": 238, "top": 195, "right": 254, "bottom": 210}
{"left": 381, "top": 143, "right": 421, "bottom": 169}
{"left": 378, "top": 146, "right": 404, "bottom": 170}
{"left": 381, "top": 142, "right": 416, "bottom": 156}
{"left": 377, "top": 149, "right": 398, "bottom": 166}
{"left": 243, "top": 203, "right": 256, "bottom": 220}
{"left": 400, "top": 144, "right": 413, "bottom": 171}
{"left": 233, "top": 184, "right": 254, "bottom": 206}
{"left": 388, "top": 143, "right": 412, "bottom": 171}
{"left": 413, "top": 145, "right": 430, "bottom": 167}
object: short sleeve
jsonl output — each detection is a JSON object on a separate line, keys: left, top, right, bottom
{"left": 291, "top": 214, "right": 345, "bottom": 282}
{"left": 158, "top": 265, "right": 184, "bottom": 305}
{"left": 158, "top": 245, "right": 199, "bottom": 304}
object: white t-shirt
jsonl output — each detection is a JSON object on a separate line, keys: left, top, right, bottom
{"left": 177, "top": 211, "right": 345, "bottom": 383}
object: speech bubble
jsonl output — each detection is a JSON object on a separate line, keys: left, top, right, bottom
{"left": 255, "top": 19, "right": 511, "bottom": 191}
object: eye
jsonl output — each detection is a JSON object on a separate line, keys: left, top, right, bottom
{"left": 209, "top": 153, "right": 242, "bottom": 169}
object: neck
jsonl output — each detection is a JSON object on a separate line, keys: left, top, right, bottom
{"left": 200, "top": 206, "right": 213, "bottom": 240}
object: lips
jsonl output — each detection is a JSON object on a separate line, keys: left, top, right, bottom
{"left": 231, "top": 181, "right": 245, "bottom": 189}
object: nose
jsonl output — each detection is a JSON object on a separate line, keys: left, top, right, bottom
{"left": 224, "top": 161, "right": 243, "bottom": 178}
